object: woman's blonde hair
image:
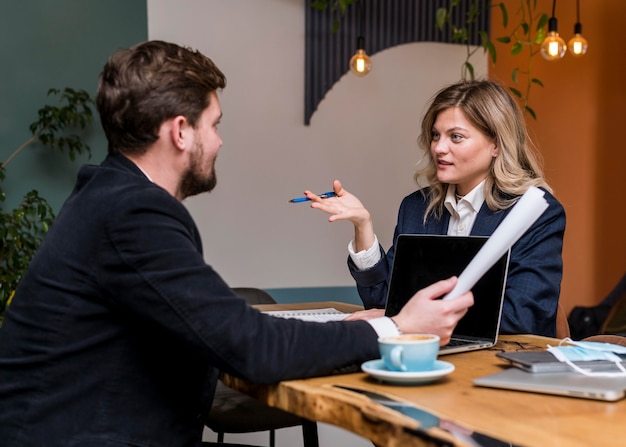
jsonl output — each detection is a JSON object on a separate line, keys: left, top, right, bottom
{"left": 415, "top": 79, "right": 551, "bottom": 220}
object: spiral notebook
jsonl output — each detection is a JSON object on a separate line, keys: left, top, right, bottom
{"left": 263, "top": 308, "right": 349, "bottom": 323}
{"left": 384, "top": 234, "right": 510, "bottom": 355}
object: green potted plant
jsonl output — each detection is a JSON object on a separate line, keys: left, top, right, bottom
{"left": 0, "top": 87, "right": 94, "bottom": 326}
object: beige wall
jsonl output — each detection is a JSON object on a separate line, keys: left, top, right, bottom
{"left": 148, "top": 0, "right": 487, "bottom": 290}
{"left": 490, "top": 0, "right": 626, "bottom": 313}
{"left": 147, "top": 0, "right": 626, "bottom": 312}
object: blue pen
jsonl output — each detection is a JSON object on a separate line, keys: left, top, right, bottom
{"left": 289, "top": 191, "right": 337, "bottom": 203}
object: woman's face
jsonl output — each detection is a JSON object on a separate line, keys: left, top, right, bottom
{"left": 430, "top": 107, "right": 497, "bottom": 195}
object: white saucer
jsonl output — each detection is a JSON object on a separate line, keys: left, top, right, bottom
{"left": 361, "top": 359, "right": 455, "bottom": 385}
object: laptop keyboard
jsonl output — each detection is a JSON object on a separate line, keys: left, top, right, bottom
{"left": 446, "top": 337, "right": 475, "bottom": 347}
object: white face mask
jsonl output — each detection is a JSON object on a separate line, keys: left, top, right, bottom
{"left": 547, "top": 338, "right": 626, "bottom": 377}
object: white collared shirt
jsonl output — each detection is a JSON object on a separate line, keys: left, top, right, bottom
{"left": 443, "top": 180, "right": 485, "bottom": 236}
{"left": 366, "top": 316, "right": 401, "bottom": 337}
{"left": 136, "top": 165, "right": 154, "bottom": 182}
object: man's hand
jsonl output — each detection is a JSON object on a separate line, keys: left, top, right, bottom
{"left": 392, "top": 277, "right": 474, "bottom": 345}
{"left": 343, "top": 308, "right": 385, "bottom": 321}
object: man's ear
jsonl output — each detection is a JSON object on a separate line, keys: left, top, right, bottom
{"left": 170, "top": 115, "right": 193, "bottom": 152}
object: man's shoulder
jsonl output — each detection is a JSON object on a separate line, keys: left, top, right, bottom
{"left": 77, "top": 157, "right": 171, "bottom": 202}
{"left": 64, "top": 159, "right": 185, "bottom": 226}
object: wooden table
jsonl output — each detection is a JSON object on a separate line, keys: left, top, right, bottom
{"left": 223, "top": 302, "right": 626, "bottom": 447}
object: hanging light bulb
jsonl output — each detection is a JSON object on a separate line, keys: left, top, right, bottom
{"left": 541, "top": 18, "right": 566, "bottom": 61}
{"left": 568, "top": 1, "right": 588, "bottom": 57}
{"left": 349, "top": 36, "right": 372, "bottom": 76}
{"left": 541, "top": 0, "right": 566, "bottom": 61}
{"left": 568, "top": 23, "right": 588, "bottom": 57}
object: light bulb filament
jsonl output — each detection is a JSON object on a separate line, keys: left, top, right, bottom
{"left": 356, "top": 57, "right": 365, "bottom": 73}
{"left": 548, "top": 40, "right": 560, "bottom": 57}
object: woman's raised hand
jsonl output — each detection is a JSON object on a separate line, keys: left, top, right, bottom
{"left": 304, "top": 180, "right": 375, "bottom": 252}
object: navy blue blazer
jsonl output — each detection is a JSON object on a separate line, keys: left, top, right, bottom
{"left": 349, "top": 187, "right": 566, "bottom": 336}
{"left": 0, "top": 154, "right": 379, "bottom": 447}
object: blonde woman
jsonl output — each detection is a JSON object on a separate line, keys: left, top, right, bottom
{"left": 306, "top": 79, "right": 565, "bottom": 337}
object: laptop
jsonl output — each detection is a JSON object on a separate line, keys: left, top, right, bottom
{"left": 384, "top": 234, "right": 510, "bottom": 355}
{"left": 497, "top": 350, "right": 626, "bottom": 374}
{"left": 473, "top": 367, "right": 626, "bottom": 401}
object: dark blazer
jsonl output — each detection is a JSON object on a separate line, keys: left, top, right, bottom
{"left": 349, "top": 187, "right": 566, "bottom": 336}
{"left": 0, "top": 154, "right": 379, "bottom": 447}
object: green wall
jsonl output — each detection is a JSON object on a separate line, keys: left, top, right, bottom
{"left": 0, "top": 1, "right": 362, "bottom": 306}
{"left": 0, "top": 0, "right": 147, "bottom": 211}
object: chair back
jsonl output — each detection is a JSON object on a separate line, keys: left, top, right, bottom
{"left": 232, "top": 287, "right": 276, "bottom": 305}
{"left": 556, "top": 303, "right": 570, "bottom": 339}
{"left": 600, "top": 291, "right": 626, "bottom": 335}
{"left": 208, "top": 287, "right": 319, "bottom": 447}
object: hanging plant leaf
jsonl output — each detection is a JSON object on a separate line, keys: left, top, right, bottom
{"left": 436, "top": 7, "right": 448, "bottom": 29}
{"left": 536, "top": 13, "right": 549, "bottom": 31}
{"left": 464, "top": 62, "right": 475, "bottom": 80}
{"left": 498, "top": 2, "right": 509, "bottom": 28}
{"left": 481, "top": 31, "right": 496, "bottom": 63}
{"left": 521, "top": 22, "right": 530, "bottom": 36}
{"left": 511, "top": 42, "right": 523, "bottom": 56}
{"left": 534, "top": 27, "right": 546, "bottom": 45}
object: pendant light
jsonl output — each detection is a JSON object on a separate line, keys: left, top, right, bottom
{"left": 349, "top": 3, "right": 371, "bottom": 76}
{"left": 540, "top": 0, "right": 566, "bottom": 61}
{"left": 567, "top": 0, "right": 588, "bottom": 57}
{"left": 349, "top": 36, "right": 372, "bottom": 76}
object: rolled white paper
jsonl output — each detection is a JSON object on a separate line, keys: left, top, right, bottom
{"left": 442, "top": 186, "right": 549, "bottom": 300}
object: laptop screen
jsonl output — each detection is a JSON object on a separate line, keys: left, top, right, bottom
{"left": 384, "top": 234, "right": 509, "bottom": 340}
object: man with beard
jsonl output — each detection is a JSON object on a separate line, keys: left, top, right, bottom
{"left": 0, "top": 40, "right": 473, "bottom": 447}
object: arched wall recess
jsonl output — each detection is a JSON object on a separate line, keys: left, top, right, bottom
{"left": 304, "top": 0, "right": 490, "bottom": 125}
